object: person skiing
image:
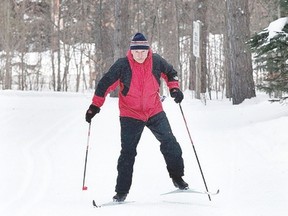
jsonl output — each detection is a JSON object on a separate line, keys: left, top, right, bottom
{"left": 85, "top": 32, "right": 188, "bottom": 202}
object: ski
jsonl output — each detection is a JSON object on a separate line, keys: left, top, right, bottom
{"left": 92, "top": 189, "right": 219, "bottom": 207}
{"left": 161, "top": 188, "right": 220, "bottom": 196}
{"left": 92, "top": 199, "right": 135, "bottom": 208}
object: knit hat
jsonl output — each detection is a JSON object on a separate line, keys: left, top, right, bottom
{"left": 130, "top": 33, "right": 149, "bottom": 50}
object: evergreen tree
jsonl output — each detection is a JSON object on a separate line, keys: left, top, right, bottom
{"left": 280, "top": 0, "right": 288, "bottom": 17}
{"left": 248, "top": 17, "right": 288, "bottom": 96}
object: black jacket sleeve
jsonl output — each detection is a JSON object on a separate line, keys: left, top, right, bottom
{"left": 94, "top": 58, "right": 126, "bottom": 97}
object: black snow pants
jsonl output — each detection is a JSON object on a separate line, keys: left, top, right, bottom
{"left": 115, "top": 111, "right": 185, "bottom": 194}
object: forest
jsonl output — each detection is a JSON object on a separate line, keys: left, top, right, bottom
{"left": 0, "top": 0, "right": 287, "bottom": 104}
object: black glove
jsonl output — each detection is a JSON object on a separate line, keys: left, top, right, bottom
{"left": 85, "top": 104, "right": 100, "bottom": 123}
{"left": 170, "top": 88, "right": 184, "bottom": 103}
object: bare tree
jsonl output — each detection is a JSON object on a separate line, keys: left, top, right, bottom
{"left": 93, "top": 0, "right": 105, "bottom": 87}
{"left": 191, "top": 0, "right": 208, "bottom": 99}
{"left": 0, "top": 0, "right": 278, "bottom": 94}
{"left": 50, "top": 0, "right": 60, "bottom": 91}
{"left": 225, "top": 0, "right": 256, "bottom": 104}
{"left": 114, "top": 0, "right": 130, "bottom": 61}
{"left": 1, "top": 0, "right": 13, "bottom": 89}
{"left": 108, "top": 0, "right": 130, "bottom": 97}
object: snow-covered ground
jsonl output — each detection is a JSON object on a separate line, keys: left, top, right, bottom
{"left": 0, "top": 90, "right": 288, "bottom": 216}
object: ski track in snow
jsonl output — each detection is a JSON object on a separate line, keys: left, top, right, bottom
{"left": 1, "top": 90, "right": 288, "bottom": 216}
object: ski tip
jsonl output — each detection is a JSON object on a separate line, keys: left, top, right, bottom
{"left": 93, "top": 200, "right": 135, "bottom": 208}
{"left": 92, "top": 200, "right": 100, "bottom": 208}
{"left": 206, "top": 189, "right": 220, "bottom": 195}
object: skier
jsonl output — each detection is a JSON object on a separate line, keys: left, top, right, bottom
{"left": 85, "top": 32, "right": 188, "bottom": 202}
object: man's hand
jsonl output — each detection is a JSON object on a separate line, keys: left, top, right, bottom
{"left": 85, "top": 104, "right": 100, "bottom": 123}
{"left": 170, "top": 88, "right": 184, "bottom": 103}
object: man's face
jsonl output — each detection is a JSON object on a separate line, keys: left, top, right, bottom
{"left": 131, "top": 50, "right": 149, "bottom": 63}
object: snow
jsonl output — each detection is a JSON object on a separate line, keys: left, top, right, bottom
{"left": 1, "top": 90, "right": 288, "bottom": 216}
{"left": 267, "top": 17, "right": 288, "bottom": 40}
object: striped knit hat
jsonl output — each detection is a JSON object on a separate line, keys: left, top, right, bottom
{"left": 130, "top": 33, "right": 149, "bottom": 50}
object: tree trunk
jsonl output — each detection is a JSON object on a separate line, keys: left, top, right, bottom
{"left": 225, "top": 0, "right": 256, "bottom": 104}
{"left": 3, "top": 0, "right": 12, "bottom": 90}
{"left": 110, "top": 0, "right": 129, "bottom": 97}
{"left": 113, "top": 0, "right": 129, "bottom": 61}
{"left": 191, "top": 0, "right": 208, "bottom": 99}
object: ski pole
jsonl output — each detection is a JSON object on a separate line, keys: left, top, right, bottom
{"left": 179, "top": 103, "right": 211, "bottom": 201}
{"left": 82, "top": 122, "right": 91, "bottom": 191}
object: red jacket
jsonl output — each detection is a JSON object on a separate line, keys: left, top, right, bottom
{"left": 92, "top": 49, "right": 179, "bottom": 121}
